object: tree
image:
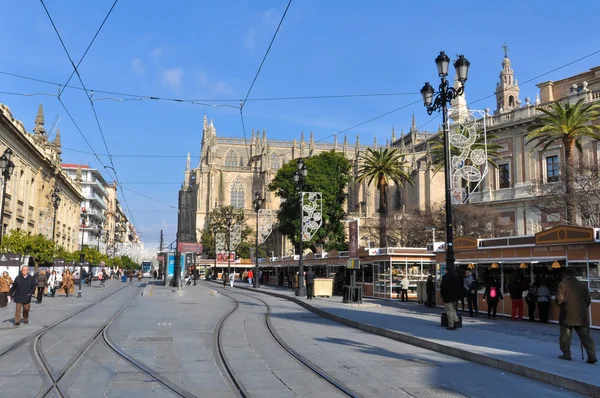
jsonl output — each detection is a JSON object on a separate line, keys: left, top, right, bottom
{"left": 1, "top": 230, "right": 56, "bottom": 266}
{"left": 355, "top": 148, "right": 413, "bottom": 248}
{"left": 527, "top": 98, "right": 600, "bottom": 224}
{"left": 200, "top": 206, "right": 253, "bottom": 258}
{"left": 269, "top": 151, "right": 351, "bottom": 252}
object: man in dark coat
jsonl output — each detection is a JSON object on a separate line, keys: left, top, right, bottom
{"left": 9, "top": 265, "right": 36, "bottom": 326}
{"left": 440, "top": 268, "right": 461, "bottom": 330}
{"left": 36, "top": 270, "right": 47, "bottom": 304}
{"left": 555, "top": 267, "right": 597, "bottom": 364}
{"left": 426, "top": 275, "right": 436, "bottom": 308}
{"left": 305, "top": 267, "right": 316, "bottom": 300}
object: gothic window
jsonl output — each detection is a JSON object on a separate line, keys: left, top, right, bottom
{"left": 271, "top": 153, "right": 280, "bottom": 170}
{"left": 225, "top": 150, "right": 238, "bottom": 167}
{"left": 508, "top": 96, "right": 515, "bottom": 107}
{"left": 230, "top": 178, "right": 245, "bottom": 209}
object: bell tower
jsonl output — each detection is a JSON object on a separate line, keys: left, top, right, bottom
{"left": 495, "top": 44, "right": 520, "bottom": 114}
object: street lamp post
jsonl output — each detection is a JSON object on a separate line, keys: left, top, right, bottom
{"left": 226, "top": 214, "right": 233, "bottom": 287}
{"left": 51, "top": 187, "right": 61, "bottom": 244}
{"left": 420, "top": 51, "right": 471, "bottom": 273}
{"left": 78, "top": 207, "right": 88, "bottom": 298}
{"left": 0, "top": 148, "right": 15, "bottom": 247}
{"left": 253, "top": 192, "right": 263, "bottom": 289}
{"left": 212, "top": 225, "right": 218, "bottom": 280}
{"left": 293, "top": 158, "right": 308, "bottom": 297}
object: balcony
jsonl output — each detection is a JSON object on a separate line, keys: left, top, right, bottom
{"left": 87, "top": 208, "right": 106, "bottom": 221}
{"left": 84, "top": 192, "right": 107, "bottom": 210}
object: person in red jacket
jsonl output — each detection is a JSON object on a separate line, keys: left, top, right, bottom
{"left": 247, "top": 269, "right": 254, "bottom": 285}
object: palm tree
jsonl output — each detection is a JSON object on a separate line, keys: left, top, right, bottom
{"left": 527, "top": 98, "right": 600, "bottom": 224}
{"left": 355, "top": 148, "right": 413, "bottom": 248}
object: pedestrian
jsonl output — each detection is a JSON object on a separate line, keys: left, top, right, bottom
{"left": 259, "top": 270, "right": 263, "bottom": 285}
{"left": 0, "top": 271, "right": 12, "bottom": 307}
{"left": 61, "top": 270, "right": 73, "bottom": 297}
{"left": 508, "top": 277, "right": 524, "bottom": 320}
{"left": 537, "top": 277, "right": 551, "bottom": 323}
{"left": 47, "top": 270, "right": 58, "bottom": 298}
{"left": 426, "top": 274, "right": 435, "bottom": 308}
{"left": 464, "top": 271, "right": 479, "bottom": 317}
{"left": 36, "top": 269, "right": 47, "bottom": 304}
{"left": 440, "top": 268, "right": 461, "bottom": 330}
{"left": 229, "top": 272, "right": 235, "bottom": 288}
{"left": 248, "top": 269, "right": 254, "bottom": 285}
{"left": 9, "top": 265, "right": 36, "bottom": 326}
{"left": 457, "top": 271, "right": 466, "bottom": 312}
{"left": 305, "top": 267, "right": 316, "bottom": 300}
{"left": 555, "top": 267, "right": 597, "bottom": 364}
{"left": 129, "top": 270, "right": 133, "bottom": 283}
{"left": 137, "top": 270, "right": 142, "bottom": 282}
{"left": 525, "top": 279, "right": 538, "bottom": 321}
{"left": 400, "top": 275, "right": 409, "bottom": 302}
{"left": 484, "top": 277, "right": 502, "bottom": 319}
{"left": 279, "top": 271, "right": 284, "bottom": 286}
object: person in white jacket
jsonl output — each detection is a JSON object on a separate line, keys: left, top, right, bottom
{"left": 401, "top": 275, "right": 410, "bottom": 302}
{"left": 47, "top": 270, "right": 58, "bottom": 298}
{"left": 229, "top": 272, "right": 235, "bottom": 288}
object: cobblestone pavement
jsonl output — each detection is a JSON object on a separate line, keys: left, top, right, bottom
{"left": 232, "top": 281, "right": 599, "bottom": 393}
{"left": 0, "top": 279, "right": 589, "bottom": 397}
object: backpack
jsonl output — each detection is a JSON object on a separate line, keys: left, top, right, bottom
{"left": 490, "top": 286, "right": 497, "bottom": 299}
{"left": 526, "top": 286, "right": 537, "bottom": 301}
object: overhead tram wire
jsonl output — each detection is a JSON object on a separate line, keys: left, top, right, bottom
{"left": 60, "top": 0, "right": 119, "bottom": 94}
{"left": 239, "top": 0, "right": 294, "bottom": 160}
{"left": 41, "top": 0, "right": 137, "bottom": 226}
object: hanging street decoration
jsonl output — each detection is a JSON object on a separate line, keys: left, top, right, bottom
{"left": 230, "top": 222, "right": 242, "bottom": 251}
{"left": 449, "top": 110, "right": 488, "bottom": 204}
{"left": 258, "top": 209, "right": 274, "bottom": 244}
{"left": 215, "top": 232, "right": 226, "bottom": 253}
{"left": 302, "top": 192, "right": 322, "bottom": 241}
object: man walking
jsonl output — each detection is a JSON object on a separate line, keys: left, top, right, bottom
{"left": 400, "top": 275, "right": 410, "bottom": 302}
{"left": 556, "top": 267, "right": 597, "bottom": 364}
{"left": 248, "top": 269, "right": 254, "bottom": 286}
{"left": 9, "top": 265, "right": 36, "bottom": 326}
{"left": 440, "top": 268, "right": 461, "bottom": 330}
{"left": 463, "top": 271, "right": 479, "bottom": 317}
{"left": 36, "top": 270, "right": 47, "bottom": 304}
{"left": 305, "top": 267, "right": 316, "bottom": 300}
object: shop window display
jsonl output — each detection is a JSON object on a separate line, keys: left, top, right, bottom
{"left": 589, "top": 262, "right": 600, "bottom": 300}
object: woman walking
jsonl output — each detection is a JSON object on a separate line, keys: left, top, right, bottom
{"left": 537, "top": 278, "right": 551, "bottom": 323}
{"left": 47, "top": 270, "right": 58, "bottom": 298}
{"left": 61, "top": 270, "right": 73, "bottom": 297}
{"left": 0, "top": 271, "right": 12, "bottom": 307}
{"left": 36, "top": 270, "right": 47, "bottom": 304}
{"left": 484, "top": 277, "right": 503, "bottom": 319}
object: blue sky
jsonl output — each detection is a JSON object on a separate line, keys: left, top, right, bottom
{"left": 1, "top": 0, "right": 599, "bottom": 248}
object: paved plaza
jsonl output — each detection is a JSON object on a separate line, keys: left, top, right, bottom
{"left": 0, "top": 277, "right": 594, "bottom": 397}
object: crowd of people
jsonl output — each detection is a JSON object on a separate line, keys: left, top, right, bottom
{"left": 0, "top": 263, "right": 117, "bottom": 327}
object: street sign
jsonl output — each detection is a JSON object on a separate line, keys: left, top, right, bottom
{"left": 177, "top": 242, "right": 203, "bottom": 253}
{"left": 347, "top": 258, "right": 360, "bottom": 269}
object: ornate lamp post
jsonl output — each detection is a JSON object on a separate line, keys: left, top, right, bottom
{"left": 51, "top": 187, "right": 61, "bottom": 244}
{"left": 293, "top": 158, "right": 308, "bottom": 297}
{"left": 0, "top": 148, "right": 15, "bottom": 247}
{"left": 253, "top": 191, "right": 263, "bottom": 289}
{"left": 78, "top": 207, "right": 88, "bottom": 298}
{"left": 225, "top": 213, "right": 233, "bottom": 287}
{"left": 420, "top": 51, "right": 470, "bottom": 273}
{"left": 212, "top": 224, "right": 218, "bottom": 280}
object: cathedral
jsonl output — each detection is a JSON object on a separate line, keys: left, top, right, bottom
{"left": 179, "top": 51, "right": 600, "bottom": 255}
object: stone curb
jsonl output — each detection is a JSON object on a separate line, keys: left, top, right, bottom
{"left": 209, "top": 281, "right": 599, "bottom": 397}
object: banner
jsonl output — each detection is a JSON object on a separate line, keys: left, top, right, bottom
{"left": 348, "top": 219, "right": 359, "bottom": 258}
{"left": 167, "top": 253, "right": 175, "bottom": 277}
{"left": 302, "top": 192, "right": 322, "bottom": 241}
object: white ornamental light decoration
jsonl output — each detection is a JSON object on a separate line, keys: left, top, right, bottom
{"left": 448, "top": 110, "right": 488, "bottom": 204}
{"left": 302, "top": 192, "right": 322, "bottom": 241}
{"left": 215, "top": 232, "right": 226, "bottom": 253}
{"left": 229, "top": 222, "right": 242, "bottom": 251}
{"left": 258, "top": 209, "right": 274, "bottom": 244}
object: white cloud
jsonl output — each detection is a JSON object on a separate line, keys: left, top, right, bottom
{"left": 262, "top": 8, "right": 279, "bottom": 27}
{"left": 131, "top": 58, "right": 146, "bottom": 75}
{"left": 150, "top": 46, "right": 164, "bottom": 57}
{"left": 162, "top": 68, "right": 183, "bottom": 90}
{"left": 244, "top": 29, "right": 256, "bottom": 50}
{"left": 212, "top": 80, "right": 233, "bottom": 96}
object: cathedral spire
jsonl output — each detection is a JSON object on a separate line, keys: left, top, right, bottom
{"left": 391, "top": 126, "right": 396, "bottom": 143}
{"left": 495, "top": 44, "right": 520, "bottom": 114}
{"left": 411, "top": 113, "right": 417, "bottom": 132}
{"left": 450, "top": 73, "right": 468, "bottom": 122}
{"left": 33, "top": 104, "right": 46, "bottom": 144}
{"left": 333, "top": 133, "right": 338, "bottom": 151}
{"left": 186, "top": 152, "right": 190, "bottom": 172}
{"left": 203, "top": 114, "right": 208, "bottom": 130}
{"left": 309, "top": 131, "right": 314, "bottom": 155}
{"left": 373, "top": 136, "right": 378, "bottom": 150}
{"left": 343, "top": 135, "right": 348, "bottom": 157}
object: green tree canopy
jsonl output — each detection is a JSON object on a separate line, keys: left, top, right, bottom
{"left": 527, "top": 98, "right": 600, "bottom": 224}
{"left": 200, "top": 206, "right": 253, "bottom": 258}
{"left": 269, "top": 151, "right": 351, "bottom": 252}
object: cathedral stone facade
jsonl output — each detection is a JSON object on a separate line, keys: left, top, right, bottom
{"left": 179, "top": 115, "right": 443, "bottom": 257}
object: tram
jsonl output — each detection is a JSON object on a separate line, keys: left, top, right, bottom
{"left": 141, "top": 261, "right": 152, "bottom": 278}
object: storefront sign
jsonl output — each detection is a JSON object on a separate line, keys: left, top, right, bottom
{"left": 177, "top": 242, "right": 203, "bottom": 253}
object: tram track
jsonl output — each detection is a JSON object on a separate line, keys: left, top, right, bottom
{"left": 212, "top": 285, "right": 361, "bottom": 398}
{"left": 29, "top": 283, "right": 197, "bottom": 398}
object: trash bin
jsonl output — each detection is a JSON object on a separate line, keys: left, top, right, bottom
{"left": 342, "top": 285, "right": 363, "bottom": 303}
{"left": 121, "top": 275, "right": 127, "bottom": 283}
